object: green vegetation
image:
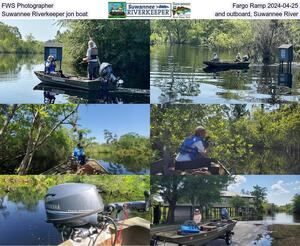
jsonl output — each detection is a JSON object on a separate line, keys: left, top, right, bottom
{"left": 0, "top": 105, "right": 150, "bottom": 174}
{"left": 0, "top": 22, "right": 43, "bottom": 54}
{"left": 151, "top": 104, "right": 300, "bottom": 174}
{"left": 293, "top": 193, "right": 300, "bottom": 214}
{"left": 0, "top": 175, "right": 150, "bottom": 211}
{"left": 269, "top": 224, "right": 300, "bottom": 246}
{"left": 251, "top": 185, "right": 267, "bottom": 215}
{"left": 229, "top": 196, "right": 246, "bottom": 211}
{"left": 56, "top": 20, "right": 150, "bottom": 88}
{"left": 151, "top": 20, "right": 300, "bottom": 63}
{"left": 151, "top": 176, "right": 232, "bottom": 223}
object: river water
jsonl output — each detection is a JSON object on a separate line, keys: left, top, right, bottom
{"left": 0, "top": 54, "right": 149, "bottom": 104}
{"left": 151, "top": 45, "right": 300, "bottom": 104}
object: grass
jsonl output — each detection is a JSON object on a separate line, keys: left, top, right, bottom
{"left": 269, "top": 224, "right": 300, "bottom": 246}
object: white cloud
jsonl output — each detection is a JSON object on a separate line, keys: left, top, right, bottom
{"left": 271, "top": 180, "right": 289, "bottom": 194}
{"left": 228, "top": 175, "right": 246, "bottom": 191}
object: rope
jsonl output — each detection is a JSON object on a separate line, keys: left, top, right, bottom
{"left": 116, "top": 204, "right": 129, "bottom": 245}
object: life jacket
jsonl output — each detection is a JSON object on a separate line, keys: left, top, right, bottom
{"left": 49, "top": 62, "right": 55, "bottom": 72}
{"left": 179, "top": 135, "right": 203, "bottom": 160}
{"left": 90, "top": 47, "right": 98, "bottom": 60}
{"left": 74, "top": 147, "right": 84, "bottom": 160}
{"left": 221, "top": 208, "right": 229, "bottom": 219}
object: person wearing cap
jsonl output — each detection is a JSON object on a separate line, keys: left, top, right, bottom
{"left": 212, "top": 53, "right": 219, "bottom": 62}
{"left": 235, "top": 52, "right": 242, "bottom": 62}
{"left": 175, "top": 126, "right": 207, "bottom": 162}
{"left": 193, "top": 208, "right": 202, "bottom": 224}
{"left": 45, "top": 55, "right": 56, "bottom": 74}
{"left": 83, "top": 40, "right": 99, "bottom": 80}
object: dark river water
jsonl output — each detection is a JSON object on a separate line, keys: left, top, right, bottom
{"left": 99, "top": 159, "right": 150, "bottom": 175}
{"left": 0, "top": 54, "right": 149, "bottom": 104}
{"left": 151, "top": 45, "right": 300, "bottom": 104}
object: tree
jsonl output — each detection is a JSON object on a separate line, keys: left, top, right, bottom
{"left": 229, "top": 196, "right": 246, "bottom": 211}
{"left": 293, "top": 194, "right": 300, "bottom": 214}
{"left": 250, "top": 185, "right": 267, "bottom": 215}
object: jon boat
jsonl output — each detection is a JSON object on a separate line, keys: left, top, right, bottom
{"left": 34, "top": 71, "right": 117, "bottom": 91}
{"left": 151, "top": 220, "right": 237, "bottom": 246}
{"left": 42, "top": 159, "right": 110, "bottom": 175}
{"left": 203, "top": 61, "right": 250, "bottom": 69}
{"left": 59, "top": 217, "right": 150, "bottom": 246}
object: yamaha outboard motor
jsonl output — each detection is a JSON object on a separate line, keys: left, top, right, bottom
{"left": 99, "top": 62, "right": 124, "bottom": 88}
{"left": 45, "top": 183, "right": 149, "bottom": 245}
{"left": 45, "top": 183, "right": 104, "bottom": 226}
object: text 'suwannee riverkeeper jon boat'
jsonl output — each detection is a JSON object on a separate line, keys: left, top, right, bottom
{"left": 151, "top": 220, "right": 237, "bottom": 246}
{"left": 203, "top": 61, "right": 250, "bottom": 69}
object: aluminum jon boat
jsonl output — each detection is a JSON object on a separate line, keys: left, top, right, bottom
{"left": 34, "top": 71, "right": 118, "bottom": 91}
{"left": 203, "top": 61, "right": 250, "bottom": 69}
{"left": 151, "top": 220, "right": 237, "bottom": 246}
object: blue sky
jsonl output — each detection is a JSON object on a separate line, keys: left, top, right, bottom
{"left": 76, "top": 105, "right": 150, "bottom": 143}
{"left": 228, "top": 175, "right": 300, "bottom": 206}
{"left": 1, "top": 20, "right": 63, "bottom": 41}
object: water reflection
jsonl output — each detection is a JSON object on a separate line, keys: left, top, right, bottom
{"left": 263, "top": 213, "right": 300, "bottom": 224}
{"left": 0, "top": 54, "right": 149, "bottom": 104}
{"left": 96, "top": 153, "right": 150, "bottom": 174}
{"left": 150, "top": 45, "right": 300, "bottom": 104}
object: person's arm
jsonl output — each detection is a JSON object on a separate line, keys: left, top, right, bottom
{"left": 194, "top": 141, "right": 205, "bottom": 154}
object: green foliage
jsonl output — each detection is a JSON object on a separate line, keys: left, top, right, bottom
{"left": 151, "top": 104, "right": 300, "bottom": 174}
{"left": 293, "top": 193, "right": 300, "bottom": 214}
{"left": 0, "top": 22, "right": 43, "bottom": 54}
{"left": 56, "top": 20, "right": 150, "bottom": 88}
{"left": 250, "top": 185, "right": 268, "bottom": 215}
{"left": 229, "top": 196, "right": 246, "bottom": 210}
{"left": 151, "top": 20, "right": 300, "bottom": 63}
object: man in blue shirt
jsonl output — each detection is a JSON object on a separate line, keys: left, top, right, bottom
{"left": 73, "top": 143, "right": 86, "bottom": 165}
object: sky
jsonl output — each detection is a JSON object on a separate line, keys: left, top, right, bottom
{"left": 228, "top": 175, "right": 300, "bottom": 206}
{"left": 76, "top": 104, "right": 150, "bottom": 143}
{"left": 1, "top": 20, "right": 63, "bottom": 41}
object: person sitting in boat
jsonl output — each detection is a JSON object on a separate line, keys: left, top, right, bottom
{"left": 45, "top": 55, "right": 56, "bottom": 74}
{"left": 212, "top": 53, "right": 219, "bottom": 62}
{"left": 193, "top": 208, "right": 202, "bottom": 224}
{"left": 220, "top": 207, "right": 230, "bottom": 220}
{"left": 73, "top": 143, "right": 86, "bottom": 165}
{"left": 175, "top": 126, "right": 207, "bottom": 162}
{"left": 235, "top": 53, "right": 242, "bottom": 62}
{"left": 83, "top": 40, "right": 99, "bottom": 80}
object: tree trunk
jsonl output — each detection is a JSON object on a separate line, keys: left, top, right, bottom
{"left": 0, "top": 104, "right": 19, "bottom": 140}
{"left": 18, "top": 110, "right": 41, "bottom": 175}
{"left": 167, "top": 202, "right": 176, "bottom": 224}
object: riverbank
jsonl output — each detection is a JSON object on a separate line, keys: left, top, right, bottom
{"left": 269, "top": 224, "right": 300, "bottom": 246}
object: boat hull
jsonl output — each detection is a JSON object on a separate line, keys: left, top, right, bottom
{"left": 34, "top": 71, "right": 115, "bottom": 91}
{"left": 152, "top": 220, "right": 237, "bottom": 245}
{"left": 203, "top": 61, "right": 250, "bottom": 69}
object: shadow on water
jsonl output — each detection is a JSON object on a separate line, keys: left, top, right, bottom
{"left": 150, "top": 45, "right": 300, "bottom": 104}
{"left": 0, "top": 54, "right": 149, "bottom": 103}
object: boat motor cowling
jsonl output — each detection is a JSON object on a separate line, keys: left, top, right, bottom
{"left": 45, "top": 183, "right": 104, "bottom": 226}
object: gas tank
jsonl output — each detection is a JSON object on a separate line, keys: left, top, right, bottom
{"left": 45, "top": 183, "right": 104, "bottom": 226}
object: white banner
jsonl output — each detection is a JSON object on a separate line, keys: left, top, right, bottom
{"left": 0, "top": 0, "right": 299, "bottom": 19}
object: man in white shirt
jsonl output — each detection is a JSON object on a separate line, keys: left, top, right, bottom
{"left": 83, "top": 40, "right": 99, "bottom": 80}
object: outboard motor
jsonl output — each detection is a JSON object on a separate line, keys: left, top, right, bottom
{"left": 45, "top": 183, "right": 104, "bottom": 226}
{"left": 99, "top": 62, "right": 124, "bottom": 88}
{"left": 45, "top": 183, "right": 149, "bottom": 245}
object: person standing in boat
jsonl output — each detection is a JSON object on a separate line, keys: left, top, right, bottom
{"left": 83, "top": 40, "right": 99, "bottom": 80}
{"left": 73, "top": 143, "right": 86, "bottom": 165}
{"left": 220, "top": 207, "right": 230, "bottom": 220}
